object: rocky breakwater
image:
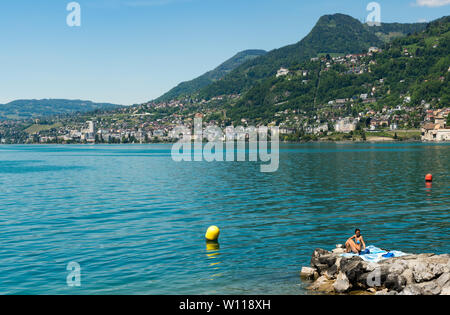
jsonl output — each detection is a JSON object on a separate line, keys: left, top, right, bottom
{"left": 300, "top": 245, "right": 450, "bottom": 295}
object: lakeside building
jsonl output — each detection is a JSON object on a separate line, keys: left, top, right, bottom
{"left": 304, "top": 123, "right": 329, "bottom": 135}
{"left": 368, "top": 47, "right": 381, "bottom": 53}
{"left": 276, "top": 68, "right": 290, "bottom": 78}
{"left": 153, "top": 129, "right": 165, "bottom": 139}
{"left": 421, "top": 109, "right": 450, "bottom": 141}
{"left": 422, "top": 123, "right": 450, "bottom": 141}
{"left": 280, "top": 128, "right": 296, "bottom": 135}
{"left": 81, "top": 121, "right": 96, "bottom": 142}
{"left": 334, "top": 117, "right": 358, "bottom": 133}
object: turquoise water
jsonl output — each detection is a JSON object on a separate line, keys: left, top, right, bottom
{"left": 0, "top": 143, "right": 449, "bottom": 295}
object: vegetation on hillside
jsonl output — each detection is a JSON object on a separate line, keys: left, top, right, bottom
{"left": 154, "top": 50, "right": 267, "bottom": 103}
{"left": 192, "top": 14, "right": 427, "bottom": 100}
{"left": 0, "top": 99, "right": 122, "bottom": 120}
{"left": 224, "top": 16, "right": 449, "bottom": 124}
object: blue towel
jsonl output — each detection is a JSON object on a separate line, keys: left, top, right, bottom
{"left": 342, "top": 245, "right": 408, "bottom": 263}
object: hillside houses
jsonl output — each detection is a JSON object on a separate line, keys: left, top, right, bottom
{"left": 276, "top": 68, "right": 290, "bottom": 77}
{"left": 422, "top": 108, "right": 450, "bottom": 141}
{"left": 334, "top": 117, "right": 358, "bottom": 133}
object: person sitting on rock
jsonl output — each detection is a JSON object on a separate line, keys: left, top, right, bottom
{"left": 345, "top": 229, "right": 366, "bottom": 254}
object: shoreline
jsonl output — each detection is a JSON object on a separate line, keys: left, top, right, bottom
{"left": 2, "top": 140, "right": 449, "bottom": 145}
{"left": 301, "top": 246, "right": 450, "bottom": 295}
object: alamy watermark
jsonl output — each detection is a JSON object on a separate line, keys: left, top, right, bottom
{"left": 66, "top": 262, "right": 81, "bottom": 287}
{"left": 366, "top": 267, "right": 382, "bottom": 287}
{"left": 65, "top": 2, "right": 380, "bottom": 28}
{"left": 66, "top": 2, "right": 81, "bottom": 27}
{"left": 171, "top": 118, "right": 280, "bottom": 173}
{"left": 366, "top": 2, "right": 381, "bottom": 26}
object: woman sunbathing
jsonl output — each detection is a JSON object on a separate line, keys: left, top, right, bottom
{"left": 345, "top": 228, "right": 366, "bottom": 254}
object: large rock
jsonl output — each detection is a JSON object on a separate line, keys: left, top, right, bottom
{"left": 384, "top": 274, "right": 407, "bottom": 292}
{"left": 400, "top": 268, "right": 414, "bottom": 285}
{"left": 400, "top": 284, "right": 424, "bottom": 295}
{"left": 410, "top": 260, "right": 445, "bottom": 283}
{"left": 311, "top": 248, "right": 331, "bottom": 265}
{"left": 332, "top": 248, "right": 345, "bottom": 255}
{"left": 365, "top": 262, "right": 379, "bottom": 272}
{"left": 314, "top": 263, "right": 330, "bottom": 275}
{"left": 340, "top": 257, "right": 366, "bottom": 283}
{"left": 308, "top": 275, "right": 335, "bottom": 293}
{"left": 436, "top": 272, "right": 450, "bottom": 288}
{"left": 388, "top": 261, "right": 407, "bottom": 275}
{"left": 324, "top": 264, "right": 339, "bottom": 279}
{"left": 300, "top": 267, "right": 317, "bottom": 280}
{"left": 311, "top": 249, "right": 332, "bottom": 273}
{"left": 318, "top": 254, "right": 337, "bottom": 267}
{"left": 333, "top": 272, "right": 351, "bottom": 293}
{"left": 302, "top": 248, "right": 449, "bottom": 295}
{"left": 356, "top": 266, "right": 389, "bottom": 289}
{"left": 418, "top": 281, "right": 442, "bottom": 295}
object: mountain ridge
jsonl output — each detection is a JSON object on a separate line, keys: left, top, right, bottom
{"left": 153, "top": 13, "right": 428, "bottom": 103}
{"left": 0, "top": 99, "right": 123, "bottom": 120}
{"left": 224, "top": 15, "right": 449, "bottom": 125}
{"left": 197, "top": 14, "right": 427, "bottom": 100}
{"left": 154, "top": 49, "right": 267, "bottom": 103}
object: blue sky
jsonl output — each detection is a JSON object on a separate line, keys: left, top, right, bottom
{"left": 0, "top": 0, "right": 449, "bottom": 105}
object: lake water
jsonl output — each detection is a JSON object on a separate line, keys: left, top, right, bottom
{"left": 0, "top": 143, "right": 449, "bottom": 295}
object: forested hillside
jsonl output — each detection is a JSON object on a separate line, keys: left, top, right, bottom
{"left": 0, "top": 99, "right": 122, "bottom": 120}
{"left": 193, "top": 14, "right": 426, "bottom": 100}
{"left": 224, "top": 16, "right": 449, "bottom": 124}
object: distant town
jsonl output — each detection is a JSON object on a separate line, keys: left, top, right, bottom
{"left": 1, "top": 48, "right": 449, "bottom": 144}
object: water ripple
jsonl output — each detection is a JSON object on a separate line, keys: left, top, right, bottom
{"left": 0, "top": 143, "right": 448, "bottom": 294}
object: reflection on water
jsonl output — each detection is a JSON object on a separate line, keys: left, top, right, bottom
{"left": 0, "top": 143, "right": 449, "bottom": 295}
{"left": 206, "top": 241, "right": 222, "bottom": 281}
{"left": 206, "top": 241, "right": 220, "bottom": 253}
{"left": 425, "top": 182, "right": 433, "bottom": 197}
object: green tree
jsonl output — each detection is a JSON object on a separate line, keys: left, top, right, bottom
{"left": 361, "top": 131, "right": 367, "bottom": 141}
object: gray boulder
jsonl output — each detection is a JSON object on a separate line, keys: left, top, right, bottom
{"left": 388, "top": 261, "right": 407, "bottom": 275}
{"left": 333, "top": 272, "right": 351, "bottom": 293}
{"left": 302, "top": 247, "right": 449, "bottom": 295}
{"left": 401, "top": 268, "right": 414, "bottom": 285}
{"left": 318, "top": 254, "right": 337, "bottom": 267}
{"left": 384, "top": 274, "right": 407, "bottom": 292}
{"left": 419, "top": 281, "right": 442, "bottom": 295}
{"left": 340, "top": 257, "right": 366, "bottom": 283}
{"left": 400, "top": 284, "right": 423, "bottom": 295}
{"left": 436, "top": 272, "right": 450, "bottom": 288}
{"left": 324, "top": 264, "right": 339, "bottom": 279}
{"left": 410, "top": 260, "right": 445, "bottom": 283}
{"left": 411, "top": 261, "right": 437, "bottom": 282}
{"left": 308, "top": 275, "right": 335, "bottom": 293}
{"left": 311, "top": 249, "right": 332, "bottom": 272}
{"left": 300, "top": 267, "right": 317, "bottom": 280}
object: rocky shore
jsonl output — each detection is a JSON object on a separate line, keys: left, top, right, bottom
{"left": 300, "top": 245, "right": 450, "bottom": 295}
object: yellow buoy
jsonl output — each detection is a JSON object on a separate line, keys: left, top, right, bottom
{"left": 205, "top": 226, "right": 220, "bottom": 241}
